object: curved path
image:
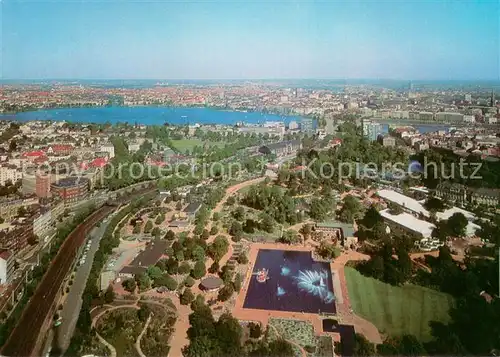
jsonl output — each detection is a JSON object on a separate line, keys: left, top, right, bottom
{"left": 91, "top": 304, "right": 139, "bottom": 357}
{"left": 213, "top": 177, "right": 266, "bottom": 214}
{"left": 135, "top": 313, "right": 153, "bottom": 357}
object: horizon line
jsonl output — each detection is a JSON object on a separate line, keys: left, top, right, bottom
{"left": 1, "top": 77, "right": 500, "bottom": 82}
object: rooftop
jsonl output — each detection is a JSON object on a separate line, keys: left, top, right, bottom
{"left": 52, "top": 176, "right": 89, "bottom": 188}
{"left": 200, "top": 276, "right": 223, "bottom": 290}
{"left": 377, "top": 189, "right": 429, "bottom": 217}
{"left": 127, "top": 239, "right": 168, "bottom": 268}
{"left": 380, "top": 209, "right": 435, "bottom": 238}
{"left": 316, "top": 221, "right": 355, "bottom": 237}
{"left": 183, "top": 202, "right": 202, "bottom": 214}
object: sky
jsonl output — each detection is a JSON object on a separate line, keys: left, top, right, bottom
{"left": 1, "top": 0, "right": 499, "bottom": 80}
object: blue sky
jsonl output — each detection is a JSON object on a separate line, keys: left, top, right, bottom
{"left": 2, "top": 0, "right": 499, "bottom": 80}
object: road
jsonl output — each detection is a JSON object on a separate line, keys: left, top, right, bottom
{"left": 56, "top": 218, "right": 111, "bottom": 351}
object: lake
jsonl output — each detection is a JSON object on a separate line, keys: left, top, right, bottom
{"left": 0, "top": 106, "right": 304, "bottom": 126}
{"left": 243, "top": 249, "right": 336, "bottom": 314}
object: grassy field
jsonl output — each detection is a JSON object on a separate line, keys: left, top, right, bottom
{"left": 170, "top": 139, "right": 226, "bottom": 152}
{"left": 344, "top": 267, "right": 454, "bottom": 341}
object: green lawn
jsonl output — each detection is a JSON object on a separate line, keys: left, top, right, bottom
{"left": 170, "top": 139, "right": 226, "bottom": 152}
{"left": 344, "top": 267, "right": 454, "bottom": 341}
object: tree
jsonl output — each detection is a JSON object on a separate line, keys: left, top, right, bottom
{"left": 251, "top": 339, "right": 295, "bottom": 357}
{"left": 360, "top": 205, "right": 382, "bottom": 229}
{"left": 338, "top": 195, "right": 364, "bottom": 223}
{"left": 237, "top": 252, "right": 248, "bottom": 265}
{"left": 229, "top": 221, "right": 243, "bottom": 238}
{"left": 248, "top": 322, "right": 262, "bottom": 339}
{"left": 165, "top": 230, "right": 176, "bottom": 240}
{"left": 144, "top": 220, "right": 154, "bottom": 234}
{"left": 103, "top": 285, "right": 115, "bottom": 303}
{"left": 227, "top": 196, "right": 236, "bottom": 205}
{"left": 181, "top": 288, "right": 195, "bottom": 305}
{"left": 447, "top": 212, "right": 468, "bottom": 237}
{"left": 279, "top": 230, "right": 300, "bottom": 244}
{"left": 215, "top": 313, "right": 243, "bottom": 356}
{"left": 184, "top": 276, "right": 196, "bottom": 287}
{"left": 309, "top": 198, "right": 330, "bottom": 221}
{"left": 317, "top": 241, "right": 341, "bottom": 260}
{"left": 178, "top": 261, "right": 191, "bottom": 274}
{"left": 210, "top": 226, "right": 218, "bottom": 235}
{"left": 219, "top": 264, "right": 234, "bottom": 284}
{"left": 259, "top": 213, "right": 275, "bottom": 233}
{"left": 191, "top": 261, "right": 206, "bottom": 279}
{"left": 299, "top": 224, "right": 313, "bottom": 240}
{"left": 122, "top": 278, "right": 136, "bottom": 293}
{"left": 135, "top": 272, "right": 151, "bottom": 291}
{"left": 147, "top": 266, "right": 163, "bottom": 281}
{"left": 217, "top": 284, "right": 234, "bottom": 302}
{"left": 233, "top": 273, "right": 242, "bottom": 292}
{"left": 155, "top": 213, "right": 165, "bottom": 225}
{"left": 424, "top": 197, "right": 447, "bottom": 212}
{"left": 151, "top": 226, "right": 161, "bottom": 238}
{"left": 133, "top": 224, "right": 142, "bottom": 234}
{"left": 201, "top": 229, "right": 210, "bottom": 240}
{"left": 137, "top": 304, "right": 151, "bottom": 323}
{"left": 353, "top": 333, "right": 376, "bottom": 356}
{"left": 232, "top": 206, "right": 245, "bottom": 221}
{"left": 208, "top": 261, "right": 220, "bottom": 274}
{"left": 192, "top": 245, "right": 206, "bottom": 262}
{"left": 432, "top": 220, "right": 452, "bottom": 241}
{"left": 208, "top": 236, "right": 229, "bottom": 262}
{"left": 166, "top": 257, "right": 179, "bottom": 274}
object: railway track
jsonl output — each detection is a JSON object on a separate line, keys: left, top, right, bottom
{"left": 1, "top": 205, "right": 115, "bottom": 357}
{"left": 1, "top": 185, "right": 158, "bottom": 357}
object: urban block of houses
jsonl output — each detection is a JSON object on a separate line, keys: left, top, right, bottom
{"left": 435, "top": 182, "right": 500, "bottom": 207}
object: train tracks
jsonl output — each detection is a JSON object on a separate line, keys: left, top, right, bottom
{"left": 1, "top": 186, "right": 158, "bottom": 357}
{"left": 1, "top": 205, "right": 115, "bottom": 357}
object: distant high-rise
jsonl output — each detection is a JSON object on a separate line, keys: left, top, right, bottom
{"left": 362, "top": 119, "right": 381, "bottom": 141}
{"left": 491, "top": 90, "right": 495, "bottom": 107}
{"left": 300, "top": 118, "right": 314, "bottom": 133}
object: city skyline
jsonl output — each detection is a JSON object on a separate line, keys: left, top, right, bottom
{"left": 2, "top": 0, "right": 499, "bottom": 80}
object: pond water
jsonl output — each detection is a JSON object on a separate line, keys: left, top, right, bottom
{"left": 243, "top": 249, "right": 336, "bottom": 313}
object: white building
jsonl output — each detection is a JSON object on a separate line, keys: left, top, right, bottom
{"left": 377, "top": 189, "right": 429, "bottom": 217}
{"left": 0, "top": 165, "right": 23, "bottom": 186}
{"left": 100, "top": 144, "right": 115, "bottom": 159}
{"left": 380, "top": 209, "right": 435, "bottom": 238}
{"left": 288, "top": 121, "right": 299, "bottom": 130}
{"left": 0, "top": 249, "right": 14, "bottom": 284}
{"left": 127, "top": 142, "right": 141, "bottom": 153}
{"left": 33, "top": 209, "right": 52, "bottom": 239}
{"left": 378, "top": 189, "right": 481, "bottom": 237}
